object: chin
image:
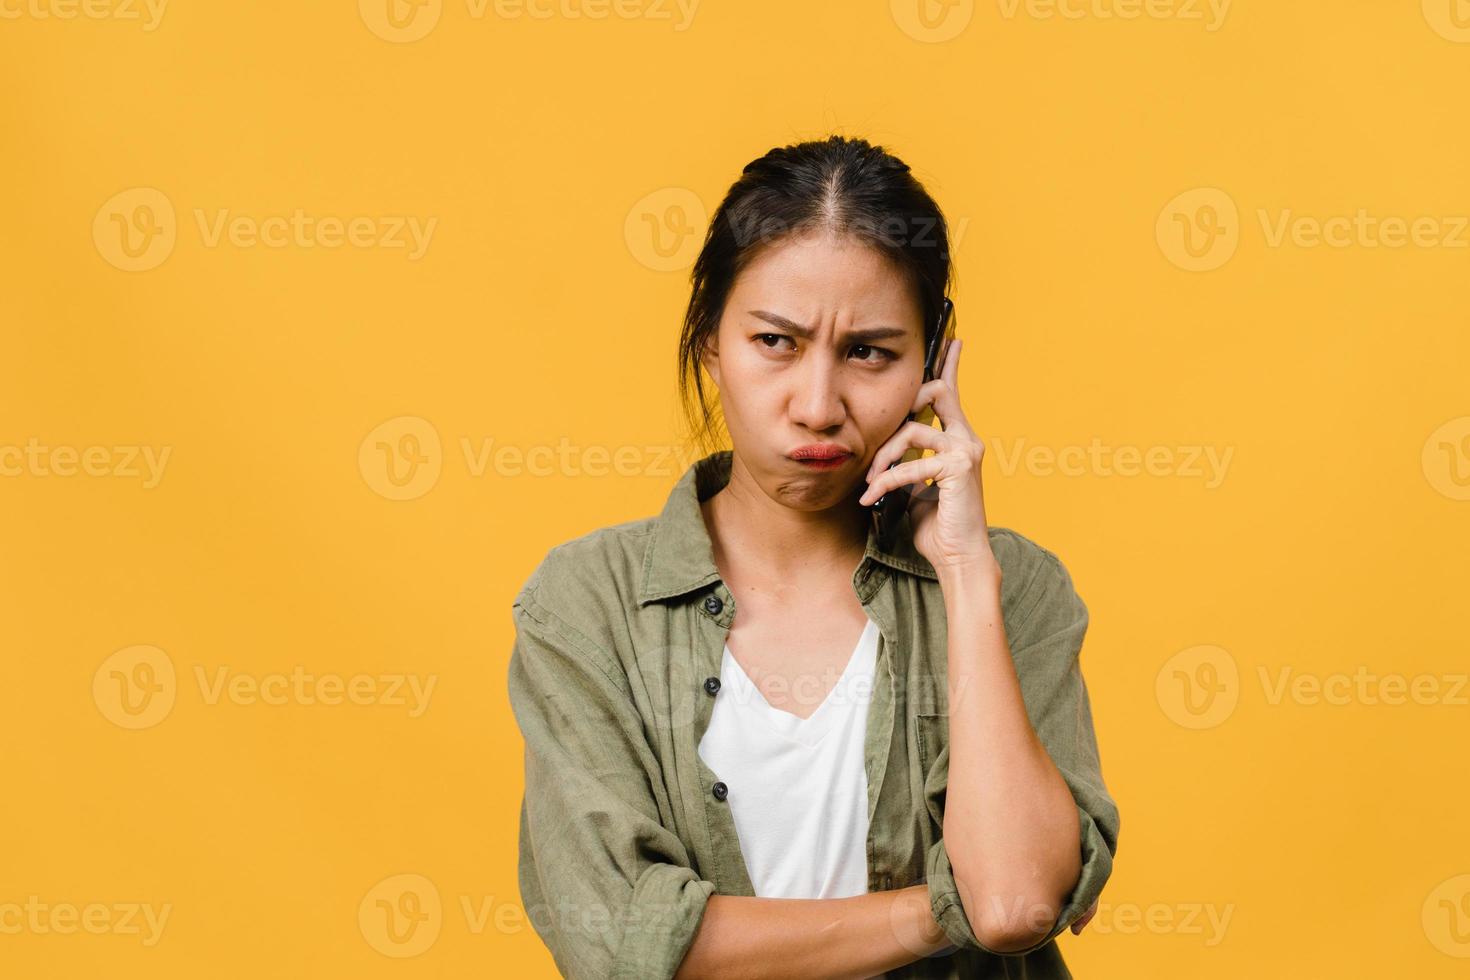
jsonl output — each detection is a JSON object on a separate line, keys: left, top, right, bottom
{"left": 768, "top": 473, "right": 861, "bottom": 510}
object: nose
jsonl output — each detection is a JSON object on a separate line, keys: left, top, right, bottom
{"left": 787, "top": 352, "right": 847, "bottom": 432}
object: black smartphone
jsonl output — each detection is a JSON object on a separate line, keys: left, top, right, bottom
{"left": 869, "top": 297, "right": 956, "bottom": 547}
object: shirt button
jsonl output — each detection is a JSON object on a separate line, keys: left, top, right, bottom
{"left": 703, "top": 676, "right": 721, "bottom": 696}
{"left": 712, "top": 781, "right": 728, "bottom": 801}
{"left": 703, "top": 595, "right": 724, "bottom": 615}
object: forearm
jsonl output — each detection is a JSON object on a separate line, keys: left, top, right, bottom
{"left": 938, "top": 563, "right": 1081, "bottom": 949}
{"left": 673, "top": 884, "right": 951, "bottom": 980}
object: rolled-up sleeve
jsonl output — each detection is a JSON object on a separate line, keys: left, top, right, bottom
{"left": 509, "top": 583, "right": 715, "bottom": 980}
{"left": 925, "top": 550, "right": 1120, "bottom": 957}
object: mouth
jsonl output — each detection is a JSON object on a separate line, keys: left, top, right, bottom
{"left": 788, "top": 445, "right": 855, "bottom": 470}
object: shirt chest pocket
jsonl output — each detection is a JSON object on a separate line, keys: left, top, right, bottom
{"left": 914, "top": 711, "right": 950, "bottom": 833}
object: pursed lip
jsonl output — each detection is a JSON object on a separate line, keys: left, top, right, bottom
{"left": 788, "top": 444, "right": 855, "bottom": 461}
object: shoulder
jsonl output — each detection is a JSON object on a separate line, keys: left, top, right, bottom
{"left": 985, "top": 526, "right": 1087, "bottom": 642}
{"left": 512, "top": 515, "right": 657, "bottom": 655}
{"left": 987, "top": 525, "right": 1070, "bottom": 582}
{"left": 518, "top": 515, "right": 656, "bottom": 599}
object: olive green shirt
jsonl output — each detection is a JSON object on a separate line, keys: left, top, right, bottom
{"left": 509, "top": 449, "right": 1119, "bottom": 979}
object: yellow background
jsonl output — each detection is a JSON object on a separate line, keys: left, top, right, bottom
{"left": 3, "top": 1, "right": 1469, "bottom": 976}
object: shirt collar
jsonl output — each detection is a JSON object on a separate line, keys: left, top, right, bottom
{"left": 638, "top": 449, "right": 938, "bottom": 606}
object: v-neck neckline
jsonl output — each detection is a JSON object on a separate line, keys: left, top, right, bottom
{"left": 721, "top": 617, "right": 877, "bottom": 745}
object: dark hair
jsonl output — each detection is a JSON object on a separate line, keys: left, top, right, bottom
{"left": 677, "top": 134, "right": 956, "bottom": 454}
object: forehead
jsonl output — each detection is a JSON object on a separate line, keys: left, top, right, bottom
{"left": 728, "top": 233, "right": 921, "bottom": 326}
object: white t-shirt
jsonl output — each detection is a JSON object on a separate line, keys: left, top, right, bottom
{"left": 696, "top": 616, "right": 880, "bottom": 899}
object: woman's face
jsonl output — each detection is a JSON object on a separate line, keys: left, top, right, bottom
{"left": 700, "top": 231, "right": 928, "bottom": 511}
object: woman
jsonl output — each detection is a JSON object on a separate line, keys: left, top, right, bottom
{"left": 509, "top": 135, "right": 1120, "bottom": 979}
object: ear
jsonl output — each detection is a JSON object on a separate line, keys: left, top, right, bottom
{"left": 699, "top": 331, "right": 721, "bottom": 388}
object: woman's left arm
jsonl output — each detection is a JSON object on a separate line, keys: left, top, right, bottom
{"left": 859, "top": 338, "right": 1120, "bottom": 955}
{"left": 936, "top": 553, "right": 1099, "bottom": 953}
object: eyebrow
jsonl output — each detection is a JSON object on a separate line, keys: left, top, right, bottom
{"left": 747, "top": 309, "right": 911, "bottom": 343}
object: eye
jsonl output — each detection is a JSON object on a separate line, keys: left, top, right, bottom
{"left": 850, "top": 344, "right": 895, "bottom": 363}
{"left": 755, "top": 333, "right": 796, "bottom": 351}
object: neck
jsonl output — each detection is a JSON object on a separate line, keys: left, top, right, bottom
{"left": 700, "top": 451, "right": 871, "bottom": 584}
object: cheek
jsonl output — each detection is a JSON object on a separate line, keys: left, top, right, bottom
{"left": 872, "top": 376, "right": 919, "bottom": 424}
{"left": 852, "top": 380, "right": 917, "bottom": 452}
{"left": 715, "top": 353, "right": 772, "bottom": 421}
{"left": 725, "top": 347, "right": 785, "bottom": 394}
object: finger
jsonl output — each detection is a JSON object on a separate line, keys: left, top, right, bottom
{"left": 858, "top": 453, "right": 946, "bottom": 506}
{"left": 865, "top": 419, "right": 955, "bottom": 482}
{"left": 941, "top": 336, "right": 960, "bottom": 388}
{"left": 911, "top": 375, "right": 974, "bottom": 440}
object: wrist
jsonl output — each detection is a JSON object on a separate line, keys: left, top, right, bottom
{"left": 935, "top": 554, "right": 1002, "bottom": 594}
{"left": 896, "top": 884, "right": 955, "bottom": 957}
